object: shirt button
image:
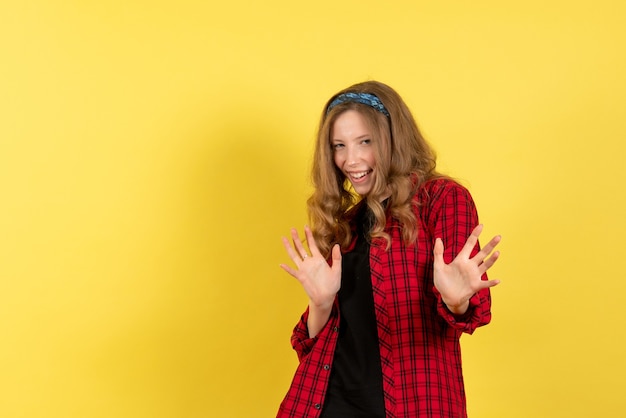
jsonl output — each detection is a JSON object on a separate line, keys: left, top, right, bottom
{"left": 314, "top": 403, "right": 322, "bottom": 410}
{"left": 332, "top": 326, "right": 339, "bottom": 332}
{"left": 323, "top": 364, "right": 330, "bottom": 370}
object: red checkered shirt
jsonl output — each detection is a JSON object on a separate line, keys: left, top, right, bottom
{"left": 277, "top": 179, "right": 493, "bottom": 418}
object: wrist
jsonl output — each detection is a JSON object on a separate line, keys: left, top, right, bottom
{"left": 443, "top": 299, "right": 470, "bottom": 315}
{"left": 306, "top": 298, "right": 334, "bottom": 339}
{"left": 309, "top": 298, "right": 334, "bottom": 312}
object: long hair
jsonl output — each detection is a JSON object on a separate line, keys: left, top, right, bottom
{"left": 308, "top": 80, "right": 443, "bottom": 258}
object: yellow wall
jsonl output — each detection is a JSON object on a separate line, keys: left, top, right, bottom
{"left": 1, "top": 1, "right": 624, "bottom": 417}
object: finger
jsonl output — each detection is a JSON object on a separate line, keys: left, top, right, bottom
{"left": 282, "top": 236, "right": 302, "bottom": 266}
{"left": 459, "top": 224, "right": 483, "bottom": 258}
{"left": 279, "top": 263, "right": 299, "bottom": 279}
{"left": 330, "top": 244, "right": 342, "bottom": 271}
{"left": 478, "top": 251, "right": 500, "bottom": 275}
{"left": 290, "top": 228, "right": 308, "bottom": 259}
{"left": 279, "top": 264, "right": 302, "bottom": 283}
{"left": 473, "top": 234, "right": 502, "bottom": 263}
{"left": 476, "top": 278, "right": 501, "bottom": 290}
{"left": 304, "top": 225, "right": 320, "bottom": 256}
{"left": 433, "top": 238, "right": 445, "bottom": 266}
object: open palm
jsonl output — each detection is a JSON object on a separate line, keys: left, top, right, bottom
{"left": 280, "top": 226, "right": 342, "bottom": 310}
{"left": 433, "top": 224, "right": 501, "bottom": 314}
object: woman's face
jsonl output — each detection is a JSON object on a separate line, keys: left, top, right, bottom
{"left": 331, "top": 110, "right": 377, "bottom": 197}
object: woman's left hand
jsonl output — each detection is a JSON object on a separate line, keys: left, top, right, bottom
{"left": 433, "top": 224, "right": 501, "bottom": 315}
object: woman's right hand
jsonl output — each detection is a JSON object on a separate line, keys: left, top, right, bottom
{"left": 280, "top": 226, "right": 342, "bottom": 311}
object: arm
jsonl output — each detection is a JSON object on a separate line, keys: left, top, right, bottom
{"left": 290, "top": 299, "right": 339, "bottom": 362}
{"left": 280, "top": 226, "right": 342, "bottom": 338}
{"left": 306, "top": 302, "right": 334, "bottom": 338}
{"left": 434, "top": 224, "right": 501, "bottom": 314}
{"left": 428, "top": 182, "right": 501, "bottom": 333}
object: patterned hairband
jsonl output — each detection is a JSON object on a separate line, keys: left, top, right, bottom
{"left": 326, "top": 92, "right": 390, "bottom": 117}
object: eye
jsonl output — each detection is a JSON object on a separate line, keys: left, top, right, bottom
{"left": 361, "top": 138, "right": 371, "bottom": 145}
{"left": 332, "top": 143, "right": 344, "bottom": 150}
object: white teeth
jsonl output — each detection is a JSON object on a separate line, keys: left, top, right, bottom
{"left": 350, "top": 171, "right": 370, "bottom": 179}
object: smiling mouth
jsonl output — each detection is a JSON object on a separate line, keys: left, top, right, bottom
{"left": 349, "top": 170, "right": 372, "bottom": 181}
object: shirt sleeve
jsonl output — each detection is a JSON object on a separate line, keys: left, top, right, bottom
{"left": 427, "top": 180, "right": 492, "bottom": 335}
{"left": 290, "top": 300, "right": 340, "bottom": 362}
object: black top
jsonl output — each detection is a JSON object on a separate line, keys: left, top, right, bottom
{"left": 320, "top": 205, "right": 385, "bottom": 418}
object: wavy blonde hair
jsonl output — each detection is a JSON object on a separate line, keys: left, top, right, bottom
{"left": 308, "top": 80, "right": 443, "bottom": 257}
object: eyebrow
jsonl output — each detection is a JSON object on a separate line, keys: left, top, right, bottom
{"left": 331, "top": 134, "right": 371, "bottom": 142}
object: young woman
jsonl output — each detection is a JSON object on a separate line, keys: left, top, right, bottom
{"left": 277, "top": 81, "right": 501, "bottom": 418}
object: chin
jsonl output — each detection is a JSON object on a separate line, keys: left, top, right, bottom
{"left": 354, "top": 186, "right": 373, "bottom": 197}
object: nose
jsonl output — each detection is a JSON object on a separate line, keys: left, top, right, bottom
{"left": 346, "top": 146, "right": 360, "bottom": 166}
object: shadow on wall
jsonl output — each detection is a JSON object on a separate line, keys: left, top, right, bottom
{"left": 84, "top": 98, "right": 312, "bottom": 416}
{"left": 182, "top": 102, "right": 312, "bottom": 413}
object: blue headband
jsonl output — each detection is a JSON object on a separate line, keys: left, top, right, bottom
{"left": 326, "top": 92, "right": 390, "bottom": 117}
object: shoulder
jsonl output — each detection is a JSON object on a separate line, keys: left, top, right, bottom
{"left": 416, "top": 177, "right": 472, "bottom": 206}
{"left": 414, "top": 177, "right": 477, "bottom": 226}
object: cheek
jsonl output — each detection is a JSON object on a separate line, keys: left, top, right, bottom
{"left": 333, "top": 153, "right": 342, "bottom": 169}
{"left": 366, "top": 150, "right": 377, "bottom": 168}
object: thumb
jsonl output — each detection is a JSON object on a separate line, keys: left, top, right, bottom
{"left": 331, "top": 244, "right": 342, "bottom": 271}
{"left": 433, "top": 238, "right": 444, "bottom": 265}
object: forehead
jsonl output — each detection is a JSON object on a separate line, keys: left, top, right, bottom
{"left": 331, "top": 110, "right": 371, "bottom": 138}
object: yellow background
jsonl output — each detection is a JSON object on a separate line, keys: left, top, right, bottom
{"left": 1, "top": 1, "right": 624, "bottom": 417}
